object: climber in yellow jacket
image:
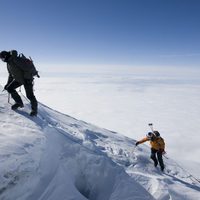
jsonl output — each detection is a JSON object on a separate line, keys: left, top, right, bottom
{"left": 136, "top": 131, "right": 165, "bottom": 171}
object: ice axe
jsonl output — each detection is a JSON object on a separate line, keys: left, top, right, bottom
{"left": 148, "top": 123, "right": 154, "bottom": 132}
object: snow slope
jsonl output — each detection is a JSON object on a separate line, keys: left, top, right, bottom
{"left": 0, "top": 87, "right": 199, "bottom": 200}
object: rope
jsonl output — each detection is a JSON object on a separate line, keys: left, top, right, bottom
{"left": 148, "top": 123, "right": 200, "bottom": 184}
{"left": 165, "top": 154, "right": 200, "bottom": 184}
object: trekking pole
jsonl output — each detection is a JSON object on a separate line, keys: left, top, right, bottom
{"left": 133, "top": 145, "right": 137, "bottom": 152}
{"left": 130, "top": 145, "right": 137, "bottom": 157}
{"left": 1, "top": 88, "right": 10, "bottom": 103}
{"left": 8, "top": 93, "right": 11, "bottom": 104}
{"left": 163, "top": 153, "right": 169, "bottom": 159}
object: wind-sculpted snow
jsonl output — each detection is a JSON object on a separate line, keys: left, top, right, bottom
{"left": 0, "top": 90, "right": 153, "bottom": 200}
{"left": 0, "top": 87, "right": 200, "bottom": 200}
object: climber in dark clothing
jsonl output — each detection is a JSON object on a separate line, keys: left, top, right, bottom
{"left": 0, "top": 50, "right": 38, "bottom": 116}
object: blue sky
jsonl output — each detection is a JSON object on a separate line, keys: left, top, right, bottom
{"left": 0, "top": 0, "right": 200, "bottom": 68}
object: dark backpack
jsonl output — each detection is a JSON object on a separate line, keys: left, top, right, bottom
{"left": 17, "top": 53, "right": 40, "bottom": 78}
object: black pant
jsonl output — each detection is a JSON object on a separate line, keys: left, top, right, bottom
{"left": 6, "top": 80, "right": 38, "bottom": 111}
{"left": 150, "top": 148, "right": 164, "bottom": 170}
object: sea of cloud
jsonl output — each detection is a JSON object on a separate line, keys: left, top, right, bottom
{"left": 1, "top": 65, "right": 200, "bottom": 178}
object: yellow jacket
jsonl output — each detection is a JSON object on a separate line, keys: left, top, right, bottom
{"left": 138, "top": 136, "right": 165, "bottom": 150}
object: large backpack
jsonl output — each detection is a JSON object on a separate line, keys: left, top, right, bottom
{"left": 17, "top": 53, "right": 40, "bottom": 78}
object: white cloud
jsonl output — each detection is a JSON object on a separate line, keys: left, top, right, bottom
{"left": 1, "top": 66, "right": 200, "bottom": 178}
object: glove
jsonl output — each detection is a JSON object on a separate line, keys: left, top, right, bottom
{"left": 159, "top": 149, "right": 166, "bottom": 154}
{"left": 4, "top": 83, "right": 11, "bottom": 90}
{"left": 4, "top": 84, "right": 8, "bottom": 90}
{"left": 162, "top": 150, "right": 166, "bottom": 155}
{"left": 135, "top": 141, "right": 140, "bottom": 146}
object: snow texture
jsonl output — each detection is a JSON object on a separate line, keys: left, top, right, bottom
{"left": 0, "top": 86, "right": 200, "bottom": 200}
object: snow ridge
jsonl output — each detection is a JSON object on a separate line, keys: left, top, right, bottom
{"left": 0, "top": 88, "right": 200, "bottom": 200}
